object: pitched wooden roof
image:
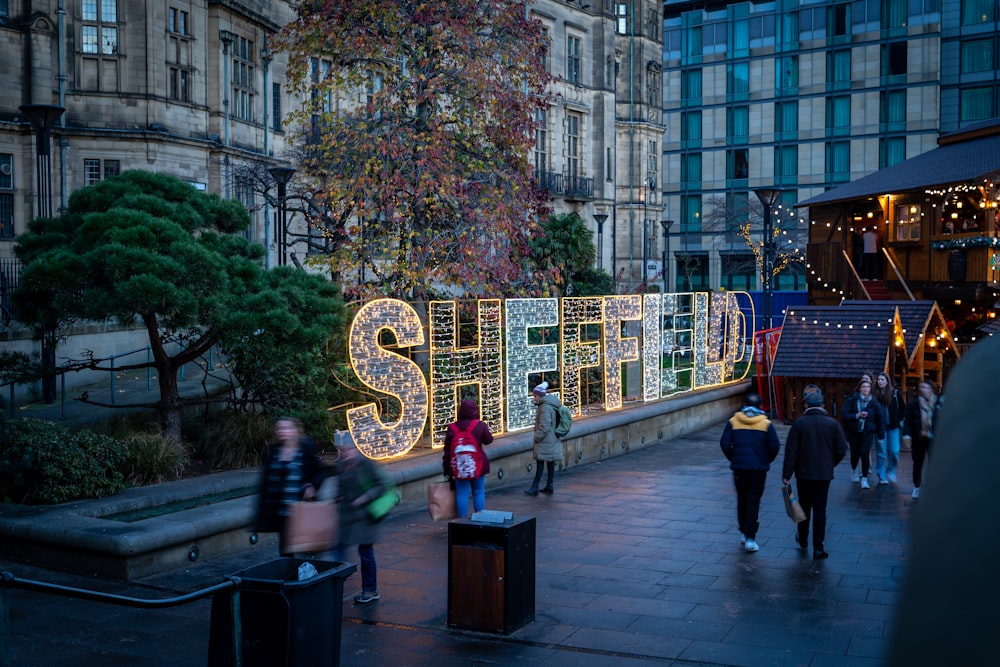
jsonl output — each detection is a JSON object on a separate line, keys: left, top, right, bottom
{"left": 841, "top": 300, "right": 959, "bottom": 365}
{"left": 770, "top": 305, "right": 899, "bottom": 378}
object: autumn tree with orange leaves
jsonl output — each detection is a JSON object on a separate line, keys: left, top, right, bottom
{"left": 277, "top": 0, "right": 553, "bottom": 301}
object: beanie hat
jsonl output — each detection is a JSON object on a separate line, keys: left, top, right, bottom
{"left": 804, "top": 391, "right": 824, "bottom": 407}
{"left": 533, "top": 381, "right": 548, "bottom": 396}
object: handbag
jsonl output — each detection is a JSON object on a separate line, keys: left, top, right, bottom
{"left": 365, "top": 468, "right": 400, "bottom": 523}
{"left": 284, "top": 500, "right": 337, "bottom": 554}
{"left": 782, "top": 483, "right": 807, "bottom": 524}
{"left": 427, "top": 480, "right": 457, "bottom": 521}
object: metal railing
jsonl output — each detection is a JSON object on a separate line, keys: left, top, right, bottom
{"left": 0, "top": 571, "right": 243, "bottom": 667}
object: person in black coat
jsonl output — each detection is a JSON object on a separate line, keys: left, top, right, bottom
{"left": 783, "top": 387, "right": 849, "bottom": 560}
{"left": 720, "top": 393, "right": 781, "bottom": 553}
{"left": 901, "top": 380, "right": 941, "bottom": 499}
{"left": 841, "top": 378, "right": 885, "bottom": 489}
{"left": 255, "top": 417, "right": 329, "bottom": 556}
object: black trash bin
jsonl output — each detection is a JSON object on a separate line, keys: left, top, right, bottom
{"left": 207, "top": 557, "right": 356, "bottom": 667}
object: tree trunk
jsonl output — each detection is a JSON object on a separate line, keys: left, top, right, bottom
{"left": 158, "top": 366, "right": 183, "bottom": 441}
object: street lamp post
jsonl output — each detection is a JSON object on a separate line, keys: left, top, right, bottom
{"left": 593, "top": 213, "right": 608, "bottom": 270}
{"left": 754, "top": 188, "right": 782, "bottom": 330}
{"left": 268, "top": 166, "right": 296, "bottom": 267}
{"left": 660, "top": 219, "right": 674, "bottom": 293}
{"left": 21, "top": 104, "right": 65, "bottom": 404}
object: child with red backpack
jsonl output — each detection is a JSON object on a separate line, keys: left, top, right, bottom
{"left": 442, "top": 399, "right": 494, "bottom": 518}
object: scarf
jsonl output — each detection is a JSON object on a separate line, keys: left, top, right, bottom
{"left": 918, "top": 395, "right": 935, "bottom": 439}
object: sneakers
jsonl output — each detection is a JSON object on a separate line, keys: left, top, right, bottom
{"left": 888, "top": 471, "right": 897, "bottom": 483}
{"left": 744, "top": 538, "right": 759, "bottom": 553}
{"left": 740, "top": 533, "right": 746, "bottom": 544}
{"left": 879, "top": 478, "right": 889, "bottom": 486}
{"left": 912, "top": 487, "right": 920, "bottom": 499}
{"left": 354, "top": 590, "right": 380, "bottom": 604}
{"left": 852, "top": 469, "right": 861, "bottom": 483}
{"left": 860, "top": 477, "right": 870, "bottom": 489}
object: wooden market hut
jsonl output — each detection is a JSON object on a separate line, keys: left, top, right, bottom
{"left": 769, "top": 304, "right": 902, "bottom": 421}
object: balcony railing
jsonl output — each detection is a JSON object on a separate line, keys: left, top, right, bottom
{"left": 533, "top": 170, "right": 594, "bottom": 199}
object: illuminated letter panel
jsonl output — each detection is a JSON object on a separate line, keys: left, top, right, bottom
{"left": 347, "top": 299, "right": 429, "bottom": 459}
{"left": 505, "top": 298, "right": 559, "bottom": 432}
{"left": 429, "top": 299, "right": 504, "bottom": 448}
{"left": 602, "top": 295, "right": 642, "bottom": 410}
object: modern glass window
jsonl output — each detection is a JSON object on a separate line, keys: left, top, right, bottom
{"left": 883, "top": 0, "right": 908, "bottom": 29}
{"left": 826, "top": 141, "right": 851, "bottom": 181}
{"left": 961, "top": 39, "right": 994, "bottom": 74}
{"left": 774, "top": 146, "right": 798, "bottom": 179}
{"left": 727, "top": 149, "right": 749, "bottom": 180}
{"left": 722, "top": 253, "right": 756, "bottom": 291}
{"left": 566, "top": 34, "right": 581, "bottom": 84}
{"left": 880, "top": 137, "right": 906, "bottom": 169}
{"left": 883, "top": 42, "right": 907, "bottom": 77}
{"left": 779, "top": 11, "right": 799, "bottom": 47}
{"left": 0, "top": 1, "right": 8, "bottom": 19}
{"left": 731, "top": 14, "right": 749, "bottom": 56}
{"left": 961, "top": 0, "right": 994, "bottom": 25}
{"left": 681, "top": 153, "right": 702, "bottom": 185}
{"left": 232, "top": 36, "right": 256, "bottom": 122}
{"left": 681, "top": 194, "right": 701, "bottom": 234}
{"left": 566, "top": 111, "right": 581, "bottom": 179}
{"left": 960, "top": 86, "right": 994, "bottom": 122}
{"left": 727, "top": 62, "right": 749, "bottom": 99}
{"left": 880, "top": 89, "right": 907, "bottom": 126}
{"left": 826, "top": 96, "right": 851, "bottom": 136}
{"left": 774, "top": 263, "right": 805, "bottom": 291}
{"left": 775, "top": 101, "right": 798, "bottom": 138}
{"left": 776, "top": 56, "right": 798, "bottom": 94}
{"left": 681, "top": 69, "right": 702, "bottom": 101}
{"left": 682, "top": 25, "right": 702, "bottom": 61}
{"left": 827, "top": 50, "right": 851, "bottom": 90}
{"left": 830, "top": 2, "right": 851, "bottom": 37}
{"left": 82, "top": 0, "right": 118, "bottom": 55}
{"left": 727, "top": 106, "right": 749, "bottom": 143}
{"left": 681, "top": 111, "right": 702, "bottom": 147}
{"left": 676, "top": 253, "right": 709, "bottom": 291}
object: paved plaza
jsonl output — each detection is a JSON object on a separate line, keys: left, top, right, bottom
{"left": 1, "top": 419, "right": 914, "bottom": 666}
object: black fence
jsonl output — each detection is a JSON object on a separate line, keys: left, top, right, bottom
{"left": 0, "top": 257, "right": 20, "bottom": 323}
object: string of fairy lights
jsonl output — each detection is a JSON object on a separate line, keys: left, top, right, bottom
{"left": 345, "top": 294, "right": 754, "bottom": 460}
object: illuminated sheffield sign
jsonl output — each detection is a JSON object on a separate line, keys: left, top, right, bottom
{"left": 346, "top": 292, "right": 753, "bottom": 459}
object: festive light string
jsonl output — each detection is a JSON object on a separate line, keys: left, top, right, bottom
{"left": 345, "top": 293, "right": 755, "bottom": 459}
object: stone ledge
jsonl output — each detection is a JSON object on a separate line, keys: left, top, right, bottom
{"left": 0, "top": 382, "right": 747, "bottom": 579}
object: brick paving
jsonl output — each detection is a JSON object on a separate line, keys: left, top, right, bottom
{"left": 1, "top": 421, "right": 914, "bottom": 666}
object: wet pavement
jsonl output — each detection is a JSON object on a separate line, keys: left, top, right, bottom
{"left": 1, "top": 420, "right": 914, "bottom": 666}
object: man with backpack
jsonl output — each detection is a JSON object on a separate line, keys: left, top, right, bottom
{"left": 442, "top": 399, "right": 494, "bottom": 518}
{"left": 525, "top": 382, "right": 567, "bottom": 496}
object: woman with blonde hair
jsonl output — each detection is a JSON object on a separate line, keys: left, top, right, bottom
{"left": 874, "top": 372, "right": 905, "bottom": 484}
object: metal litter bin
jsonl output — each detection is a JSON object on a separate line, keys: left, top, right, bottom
{"left": 207, "top": 557, "right": 356, "bottom": 667}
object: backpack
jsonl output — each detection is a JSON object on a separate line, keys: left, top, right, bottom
{"left": 553, "top": 400, "right": 573, "bottom": 438}
{"left": 448, "top": 420, "right": 486, "bottom": 480}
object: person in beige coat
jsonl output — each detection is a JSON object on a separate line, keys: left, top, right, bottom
{"left": 524, "top": 382, "right": 562, "bottom": 496}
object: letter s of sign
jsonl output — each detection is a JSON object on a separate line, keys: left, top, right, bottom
{"left": 346, "top": 299, "right": 429, "bottom": 459}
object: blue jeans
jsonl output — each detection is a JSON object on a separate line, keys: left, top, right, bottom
{"left": 882, "top": 427, "right": 900, "bottom": 481}
{"left": 333, "top": 543, "right": 377, "bottom": 592}
{"left": 454, "top": 476, "right": 486, "bottom": 518}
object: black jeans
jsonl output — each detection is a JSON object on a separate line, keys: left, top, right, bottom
{"left": 532, "top": 460, "right": 555, "bottom": 487}
{"left": 848, "top": 430, "right": 876, "bottom": 476}
{"left": 733, "top": 470, "right": 767, "bottom": 540}
{"left": 796, "top": 479, "right": 831, "bottom": 551}
{"left": 911, "top": 435, "right": 932, "bottom": 488}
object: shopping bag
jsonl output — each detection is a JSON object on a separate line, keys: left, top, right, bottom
{"left": 427, "top": 480, "right": 457, "bottom": 521}
{"left": 284, "top": 500, "right": 337, "bottom": 553}
{"left": 782, "top": 483, "right": 807, "bottom": 524}
{"left": 365, "top": 468, "right": 400, "bottom": 523}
